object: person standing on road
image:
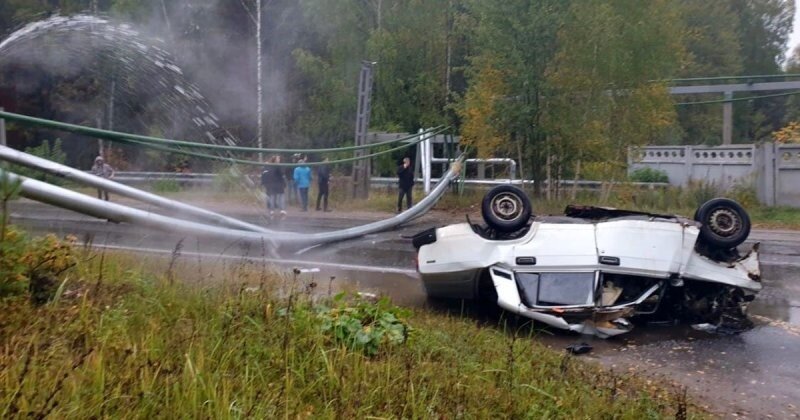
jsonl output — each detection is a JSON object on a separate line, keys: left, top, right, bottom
{"left": 316, "top": 157, "right": 331, "bottom": 212}
{"left": 293, "top": 156, "right": 312, "bottom": 212}
{"left": 261, "top": 155, "right": 287, "bottom": 220}
{"left": 90, "top": 155, "right": 115, "bottom": 201}
{"left": 397, "top": 157, "right": 414, "bottom": 212}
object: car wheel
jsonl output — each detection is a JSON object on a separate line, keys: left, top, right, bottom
{"left": 694, "top": 198, "right": 751, "bottom": 249}
{"left": 481, "top": 185, "right": 532, "bottom": 233}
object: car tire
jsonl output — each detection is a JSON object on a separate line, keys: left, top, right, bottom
{"left": 694, "top": 198, "right": 751, "bottom": 249}
{"left": 481, "top": 185, "right": 532, "bottom": 233}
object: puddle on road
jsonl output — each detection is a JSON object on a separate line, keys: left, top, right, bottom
{"left": 748, "top": 264, "right": 800, "bottom": 325}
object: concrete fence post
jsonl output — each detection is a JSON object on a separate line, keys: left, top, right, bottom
{"left": 683, "top": 145, "right": 694, "bottom": 187}
{"left": 763, "top": 142, "right": 776, "bottom": 206}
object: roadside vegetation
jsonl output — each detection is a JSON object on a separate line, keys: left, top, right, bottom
{"left": 0, "top": 225, "right": 704, "bottom": 418}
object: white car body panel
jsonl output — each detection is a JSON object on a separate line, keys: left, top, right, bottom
{"left": 417, "top": 216, "right": 761, "bottom": 337}
{"left": 595, "top": 219, "right": 690, "bottom": 275}
{"left": 514, "top": 224, "right": 597, "bottom": 269}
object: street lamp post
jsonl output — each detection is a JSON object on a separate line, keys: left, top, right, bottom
{"left": 256, "top": 0, "right": 263, "bottom": 161}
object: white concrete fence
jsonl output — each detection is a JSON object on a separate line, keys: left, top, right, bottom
{"left": 629, "top": 143, "right": 800, "bottom": 207}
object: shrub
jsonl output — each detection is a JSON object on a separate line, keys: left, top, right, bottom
{"left": 628, "top": 167, "right": 669, "bottom": 183}
{"left": 316, "top": 293, "right": 411, "bottom": 356}
{"left": 25, "top": 234, "right": 78, "bottom": 304}
{"left": 0, "top": 226, "right": 27, "bottom": 295}
{"left": 0, "top": 227, "right": 77, "bottom": 301}
{"left": 729, "top": 181, "right": 760, "bottom": 209}
{"left": 683, "top": 179, "right": 722, "bottom": 208}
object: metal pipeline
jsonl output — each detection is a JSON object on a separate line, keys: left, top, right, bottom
{"left": 0, "top": 145, "right": 270, "bottom": 233}
{"left": 1, "top": 156, "right": 463, "bottom": 248}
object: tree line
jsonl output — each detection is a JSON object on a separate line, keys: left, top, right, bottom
{"left": 0, "top": 0, "right": 796, "bottom": 183}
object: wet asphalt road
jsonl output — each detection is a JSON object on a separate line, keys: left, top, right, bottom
{"left": 8, "top": 198, "right": 800, "bottom": 418}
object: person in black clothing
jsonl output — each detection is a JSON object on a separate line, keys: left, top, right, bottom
{"left": 316, "top": 157, "right": 331, "bottom": 212}
{"left": 260, "top": 155, "right": 287, "bottom": 219}
{"left": 397, "top": 157, "right": 414, "bottom": 212}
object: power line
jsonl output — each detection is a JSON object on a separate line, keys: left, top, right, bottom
{"left": 675, "top": 90, "right": 800, "bottom": 106}
{"left": 666, "top": 73, "right": 800, "bottom": 84}
{"left": 0, "top": 109, "right": 443, "bottom": 154}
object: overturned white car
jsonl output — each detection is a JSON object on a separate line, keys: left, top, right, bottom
{"left": 413, "top": 185, "right": 761, "bottom": 338}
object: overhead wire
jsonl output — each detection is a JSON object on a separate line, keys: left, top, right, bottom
{"left": 0, "top": 109, "right": 443, "bottom": 154}
{"left": 674, "top": 90, "right": 800, "bottom": 106}
{"left": 666, "top": 73, "right": 800, "bottom": 84}
{"left": 122, "top": 127, "right": 441, "bottom": 166}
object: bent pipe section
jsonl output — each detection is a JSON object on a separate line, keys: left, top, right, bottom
{"left": 1, "top": 156, "right": 462, "bottom": 248}
{"left": 0, "top": 145, "right": 270, "bottom": 233}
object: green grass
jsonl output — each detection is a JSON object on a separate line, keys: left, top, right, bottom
{"left": 0, "top": 248, "right": 704, "bottom": 419}
{"left": 749, "top": 206, "right": 800, "bottom": 229}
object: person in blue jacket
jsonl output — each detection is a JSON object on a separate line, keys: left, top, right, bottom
{"left": 293, "top": 156, "right": 312, "bottom": 211}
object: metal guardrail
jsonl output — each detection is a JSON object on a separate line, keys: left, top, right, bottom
{"left": 109, "top": 171, "right": 216, "bottom": 185}
{"left": 109, "top": 172, "right": 670, "bottom": 190}
{"left": 369, "top": 177, "right": 670, "bottom": 189}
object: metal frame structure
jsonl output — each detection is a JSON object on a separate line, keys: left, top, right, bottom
{"left": 669, "top": 81, "right": 800, "bottom": 145}
{"left": 352, "top": 61, "right": 376, "bottom": 198}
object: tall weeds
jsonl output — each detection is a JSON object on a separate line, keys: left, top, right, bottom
{"left": 0, "top": 240, "right": 704, "bottom": 418}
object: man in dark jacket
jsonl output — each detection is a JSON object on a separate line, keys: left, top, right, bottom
{"left": 316, "top": 157, "right": 331, "bottom": 212}
{"left": 261, "top": 155, "right": 287, "bottom": 219}
{"left": 397, "top": 157, "right": 414, "bottom": 212}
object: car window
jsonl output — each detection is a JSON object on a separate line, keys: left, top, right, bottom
{"left": 516, "top": 272, "right": 595, "bottom": 307}
{"left": 516, "top": 273, "right": 539, "bottom": 307}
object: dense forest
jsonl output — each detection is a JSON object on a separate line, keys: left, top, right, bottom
{"left": 0, "top": 0, "right": 797, "bottom": 180}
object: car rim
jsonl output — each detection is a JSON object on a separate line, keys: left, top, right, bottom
{"left": 708, "top": 208, "right": 741, "bottom": 237}
{"left": 491, "top": 192, "right": 523, "bottom": 221}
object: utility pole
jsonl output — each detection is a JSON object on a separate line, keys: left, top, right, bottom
{"left": 256, "top": 0, "right": 263, "bottom": 161}
{"left": 96, "top": 117, "right": 103, "bottom": 158}
{"left": 160, "top": 0, "right": 173, "bottom": 36}
{"left": 722, "top": 91, "right": 733, "bottom": 145}
{"left": 108, "top": 78, "right": 115, "bottom": 131}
